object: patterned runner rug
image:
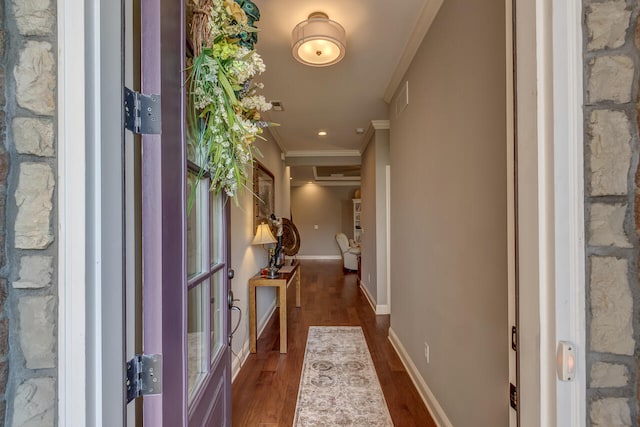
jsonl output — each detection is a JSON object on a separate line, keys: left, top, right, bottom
{"left": 293, "top": 326, "right": 394, "bottom": 426}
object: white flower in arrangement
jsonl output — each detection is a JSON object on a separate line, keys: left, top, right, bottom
{"left": 250, "top": 51, "right": 266, "bottom": 73}
{"left": 241, "top": 95, "right": 272, "bottom": 112}
{"left": 187, "top": 0, "right": 276, "bottom": 204}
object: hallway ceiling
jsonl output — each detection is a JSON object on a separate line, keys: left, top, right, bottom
{"left": 253, "top": 0, "right": 428, "bottom": 181}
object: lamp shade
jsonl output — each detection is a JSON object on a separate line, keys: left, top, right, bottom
{"left": 292, "top": 12, "right": 346, "bottom": 67}
{"left": 252, "top": 223, "right": 277, "bottom": 245}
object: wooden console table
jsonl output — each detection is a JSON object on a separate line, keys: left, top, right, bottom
{"left": 249, "top": 261, "right": 300, "bottom": 353}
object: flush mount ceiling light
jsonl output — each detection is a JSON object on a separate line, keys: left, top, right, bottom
{"left": 317, "top": 130, "right": 328, "bottom": 136}
{"left": 291, "top": 12, "right": 346, "bottom": 67}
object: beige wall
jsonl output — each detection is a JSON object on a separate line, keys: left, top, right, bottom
{"left": 388, "top": 0, "right": 508, "bottom": 425}
{"left": 360, "top": 127, "right": 390, "bottom": 307}
{"left": 229, "top": 130, "right": 289, "bottom": 365}
{"left": 290, "top": 184, "right": 359, "bottom": 257}
{"left": 361, "top": 139, "right": 377, "bottom": 297}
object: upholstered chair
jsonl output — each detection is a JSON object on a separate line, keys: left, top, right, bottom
{"left": 335, "top": 232, "right": 360, "bottom": 271}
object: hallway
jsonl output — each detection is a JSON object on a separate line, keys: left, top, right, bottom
{"left": 231, "top": 260, "right": 436, "bottom": 426}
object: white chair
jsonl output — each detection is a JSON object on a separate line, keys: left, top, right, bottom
{"left": 335, "top": 233, "right": 360, "bottom": 271}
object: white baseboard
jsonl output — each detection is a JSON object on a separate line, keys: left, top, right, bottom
{"left": 231, "top": 341, "right": 250, "bottom": 382}
{"left": 231, "top": 300, "right": 277, "bottom": 382}
{"left": 376, "top": 304, "right": 390, "bottom": 315}
{"left": 359, "top": 280, "right": 390, "bottom": 315}
{"left": 359, "top": 280, "right": 377, "bottom": 313}
{"left": 258, "top": 301, "right": 277, "bottom": 337}
{"left": 388, "top": 328, "right": 453, "bottom": 427}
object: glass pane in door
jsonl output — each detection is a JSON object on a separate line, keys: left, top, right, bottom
{"left": 187, "top": 280, "right": 209, "bottom": 401}
{"left": 210, "top": 270, "right": 224, "bottom": 361}
{"left": 187, "top": 173, "right": 206, "bottom": 278}
{"left": 210, "top": 191, "right": 223, "bottom": 266}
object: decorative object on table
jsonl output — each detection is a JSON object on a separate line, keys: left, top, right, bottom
{"left": 335, "top": 232, "right": 360, "bottom": 271}
{"left": 186, "top": 0, "right": 275, "bottom": 207}
{"left": 253, "top": 161, "right": 274, "bottom": 234}
{"left": 293, "top": 326, "right": 393, "bottom": 426}
{"left": 281, "top": 218, "right": 301, "bottom": 258}
{"left": 269, "top": 214, "right": 284, "bottom": 268}
{"left": 252, "top": 222, "right": 278, "bottom": 278}
{"left": 291, "top": 12, "right": 346, "bottom": 67}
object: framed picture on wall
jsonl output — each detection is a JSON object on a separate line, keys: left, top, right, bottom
{"left": 253, "top": 161, "right": 274, "bottom": 233}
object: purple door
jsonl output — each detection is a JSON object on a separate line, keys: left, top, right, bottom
{"left": 140, "top": 0, "right": 232, "bottom": 425}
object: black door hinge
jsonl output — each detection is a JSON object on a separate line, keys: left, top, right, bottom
{"left": 124, "top": 87, "right": 161, "bottom": 134}
{"left": 510, "top": 383, "right": 518, "bottom": 410}
{"left": 511, "top": 326, "right": 517, "bottom": 351}
{"left": 126, "top": 353, "right": 162, "bottom": 403}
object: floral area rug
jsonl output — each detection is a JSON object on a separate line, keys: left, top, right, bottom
{"left": 293, "top": 326, "right": 394, "bottom": 426}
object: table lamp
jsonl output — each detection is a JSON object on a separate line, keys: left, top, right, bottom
{"left": 252, "top": 222, "right": 279, "bottom": 278}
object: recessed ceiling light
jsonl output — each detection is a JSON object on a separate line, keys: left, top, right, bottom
{"left": 317, "top": 131, "right": 328, "bottom": 136}
{"left": 355, "top": 128, "right": 365, "bottom": 134}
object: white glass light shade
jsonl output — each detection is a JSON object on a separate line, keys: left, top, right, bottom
{"left": 292, "top": 12, "right": 346, "bottom": 67}
{"left": 252, "top": 223, "right": 277, "bottom": 245}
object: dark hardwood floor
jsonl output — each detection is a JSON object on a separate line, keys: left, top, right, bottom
{"left": 231, "top": 260, "right": 436, "bottom": 427}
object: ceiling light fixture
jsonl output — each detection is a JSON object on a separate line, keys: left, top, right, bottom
{"left": 317, "top": 131, "right": 328, "bottom": 136}
{"left": 291, "top": 12, "right": 346, "bottom": 67}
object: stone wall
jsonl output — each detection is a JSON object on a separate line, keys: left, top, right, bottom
{"left": 584, "top": 0, "right": 640, "bottom": 425}
{"left": 2, "top": 0, "right": 58, "bottom": 425}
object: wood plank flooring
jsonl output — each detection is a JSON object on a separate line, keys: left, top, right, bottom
{"left": 231, "top": 260, "right": 436, "bottom": 426}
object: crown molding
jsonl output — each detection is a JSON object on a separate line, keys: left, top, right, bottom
{"left": 263, "top": 123, "right": 287, "bottom": 154}
{"left": 285, "top": 150, "right": 361, "bottom": 158}
{"left": 383, "top": 0, "right": 444, "bottom": 103}
{"left": 371, "top": 120, "right": 390, "bottom": 130}
{"left": 360, "top": 120, "right": 390, "bottom": 154}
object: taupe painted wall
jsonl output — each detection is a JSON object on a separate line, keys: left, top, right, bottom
{"left": 230, "top": 131, "right": 289, "bottom": 360}
{"left": 361, "top": 139, "right": 377, "bottom": 298}
{"left": 388, "top": 0, "right": 508, "bottom": 425}
{"left": 360, "top": 127, "right": 390, "bottom": 306}
{"left": 290, "top": 185, "right": 359, "bottom": 257}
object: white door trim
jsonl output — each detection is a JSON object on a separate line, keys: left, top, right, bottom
{"left": 57, "top": 0, "right": 88, "bottom": 424}
{"left": 59, "top": 0, "right": 128, "bottom": 424}
{"left": 505, "top": 1, "right": 517, "bottom": 426}
{"left": 516, "top": 0, "right": 586, "bottom": 425}
{"left": 551, "top": 0, "right": 586, "bottom": 425}
{"left": 386, "top": 165, "right": 391, "bottom": 313}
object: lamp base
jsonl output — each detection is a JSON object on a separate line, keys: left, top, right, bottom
{"left": 266, "top": 267, "right": 279, "bottom": 279}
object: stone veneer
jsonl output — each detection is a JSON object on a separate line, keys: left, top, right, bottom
{"left": 585, "top": 0, "right": 640, "bottom": 425}
{"left": 2, "top": 0, "right": 58, "bottom": 425}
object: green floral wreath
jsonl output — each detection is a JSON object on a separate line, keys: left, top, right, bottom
{"left": 187, "top": 0, "right": 274, "bottom": 208}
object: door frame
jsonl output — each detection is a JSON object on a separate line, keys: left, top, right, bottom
{"left": 505, "top": 0, "right": 517, "bottom": 425}
{"left": 139, "top": 0, "right": 188, "bottom": 424}
{"left": 515, "top": 0, "right": 586, "bottom": 426}
{"left": 58, "top": 0, "right": 127, "bottom": 425}
{"left": 549, "top": 0, "right": 586, "bottom": 424}
{"left": 57, "top": 0, "right": 587, "bottom": 424}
